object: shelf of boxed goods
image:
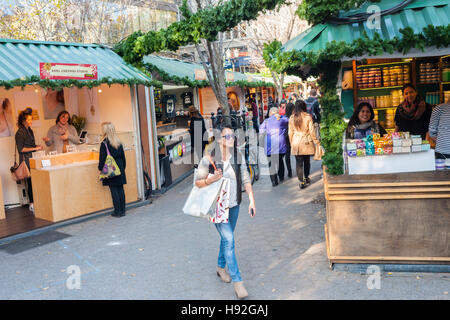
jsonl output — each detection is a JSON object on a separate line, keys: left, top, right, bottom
{"left": 358, "top": 86, "right": 403, "bottom": 91}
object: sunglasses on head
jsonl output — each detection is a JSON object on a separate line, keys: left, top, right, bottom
{"left": 221, "top": 134, "right": 234, "bottom": 140}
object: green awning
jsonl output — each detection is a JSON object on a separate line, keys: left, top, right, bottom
{"left": 0, "top": 38, "right": 155, "bottom": 88}
{"left": 283, "top": 0, "right": 450, "bottom": 59}
{"left": 143, "top": 54, "right": 269, "bottom": 87}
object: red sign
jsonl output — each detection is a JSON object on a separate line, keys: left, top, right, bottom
{"left": 40, "top": 63, "right": 98, "bottom": 80}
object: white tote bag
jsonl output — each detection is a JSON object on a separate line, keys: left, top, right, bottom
{"left": 182, "top": 173, "right": 225, "bottom": 220}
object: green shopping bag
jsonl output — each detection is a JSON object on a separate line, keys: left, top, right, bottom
{"left": 99, "top": 141, "right": 121, "bottom": 181}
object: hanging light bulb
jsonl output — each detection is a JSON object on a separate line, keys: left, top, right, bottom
{"left": 98, "top": 89, "right": 102, "bottom": 93}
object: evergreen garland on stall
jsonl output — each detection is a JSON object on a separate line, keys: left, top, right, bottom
{"left": 143, "top": 61, "right": 275, "bottom": 89}
{"left": 0, "top": 75, "right": 163, "bottom": 90}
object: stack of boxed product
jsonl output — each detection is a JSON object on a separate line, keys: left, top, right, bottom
{"left": 346, "top": 132, "right": 430, "bottom": 157}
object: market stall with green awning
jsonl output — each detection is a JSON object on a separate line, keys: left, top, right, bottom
{"left": 274, "top": 0, "right": 450, "bottom": 267}
{"left": 0, "top": 38, "right": 158, "bottom": 239}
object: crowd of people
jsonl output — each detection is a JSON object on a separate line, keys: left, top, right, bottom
{"left": 260, "top": 89, "right": 322, "bottom": 189}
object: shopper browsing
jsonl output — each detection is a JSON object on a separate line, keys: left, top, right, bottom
{"left": 98, "top": 122, "right": 127, "bottom": 217}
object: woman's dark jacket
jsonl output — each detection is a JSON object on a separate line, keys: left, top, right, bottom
{"left": 98, "top": 139, "right": 127, "bottom": 186}
{"left": 15, "top": 126, "right": 36, "bottom": 169}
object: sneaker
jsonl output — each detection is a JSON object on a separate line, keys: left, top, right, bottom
{"left": 29, "top": 203, "right": 34, "bottom": 212}
{"left": 300, "top": 181, "right": 306, "bottom": 189}
{"left": 305, "top": 177, "right": 311, "bottom": 185}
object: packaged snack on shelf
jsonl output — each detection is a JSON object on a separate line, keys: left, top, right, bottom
{"left": 375, "top": 147, "right": 384, "bottom": 155}
{"left": 401, "top": 146, "right": 411, "bottom": 153}
{"left": 348, "top": 150, "right": 357, "bottom": 157}
{"left": 365, "top": 140, "right": 375, "bottom": 149}
{"left": 411, "top": 145, "right": 422, "bottom": 152}
{"left": 373, "top": 133, "right": 381, "bottom": 140}
{"left": 366, "top": 148, "right": 375, "bottom": 156}
{"left": 411, "top": 135, "right": 422, "bottom": 145}
{"left": 356, "top": 149, "right": 366, "bottom": 157}
{"left": 391, "top": 132, "right": 401, "bottom": 139}
{"left": 393, "top": 146, "right": 402, "bottom": 153}
{"left": 374, "top": 139, "right": 384, "bottom": 149}
{"left": 356, "top": 140, "right": 366, "bottom": 149}
{"left": 393, "top": 139, "right": 402, "bottom": 147}
{"left": 401, "top": 139, "right": 412, "bottom": 147}
{"left": 347, "top": 141, "right": 357, "bottom": 150}
{"left": 384, "top": 147, "right": 393, "bottom": 154}
{"left": 366, "top": 134, "right": 373, "bottom": 142}
{"left": 421, "top": 143, "right": 431, "bottom": 151}
{"left": 401, "top": 132, "right": 410, "bottom": 139}
{"left": 383, "top": 137, "right": 393, "bottom": 147}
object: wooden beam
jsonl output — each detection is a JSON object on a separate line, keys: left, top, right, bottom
{"left": 327, "top": 181, "right": 450, "bottom": 188}
{"left": 328, "top": 194, "right": 450, "bottom": 200}
{"left": 328, "top": 187, "right": 450, "bottom": 194}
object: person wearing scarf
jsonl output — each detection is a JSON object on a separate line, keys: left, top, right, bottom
{"left": 43, "top": 111, "right": 81, "bottom": 153}
{"left": 395, "top": 84, "right": 432, "bottom": 140}
{"left": 346, "top": 102, "right": 386, "bottom": 139}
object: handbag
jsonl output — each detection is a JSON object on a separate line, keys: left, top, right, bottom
{"left": 314, "top": 144, "right": 325, "bottom": 161}
{"left": 183, "top": 155, "right": 228, "bottom": 221}
{"left": 10, "top": 145, "right": 30, "bottom": 181}
{"left": 99, "top": 141, "right": 121, "bottom": 181}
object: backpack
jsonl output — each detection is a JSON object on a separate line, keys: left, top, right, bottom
{"left": 305, "top": 98, "right": 320, "bottom": 123}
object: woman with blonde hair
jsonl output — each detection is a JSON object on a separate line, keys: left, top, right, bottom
{"left": 288, "top": 100, "right": 320, "bottom": 189}
{"left": 98, "top": 122, "right": 127, "bottom": 217}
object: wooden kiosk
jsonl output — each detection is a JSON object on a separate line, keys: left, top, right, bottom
{"left": 324, "top": 170, "right": 450, "bottom": 266}
{"left": 277, "top": 0, "right": 450, "bottom": 268}
{"left": 29, "top": 150, "right": 138, "bottom": 223}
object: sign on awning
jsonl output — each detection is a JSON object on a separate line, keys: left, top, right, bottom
{"left": 40, "top": 63, "right": 98, "bottom": 80}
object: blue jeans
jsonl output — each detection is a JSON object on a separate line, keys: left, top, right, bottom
{"left": 214, "top": 205, "right": 242, "bottom": 282}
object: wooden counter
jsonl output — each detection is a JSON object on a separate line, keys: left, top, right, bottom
{"left": 0, "top": 178, "right": 5, "bottom": 220}
{"left": 30, "top": 150, "right": 138, "bottom": 222}
{"left": 323, "top": 170, "right": 450, "bottom": 265}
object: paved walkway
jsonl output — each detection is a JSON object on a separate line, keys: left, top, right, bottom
{"left": 0, "top": 159, "right": 449, "bottom": 299}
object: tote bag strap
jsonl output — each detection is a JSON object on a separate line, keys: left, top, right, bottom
{"left": 103, "top": 141, "right": 111, "bottom": 156}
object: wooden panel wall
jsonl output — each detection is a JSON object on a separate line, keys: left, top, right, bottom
{"left": 31, "top": 150, "right": 138, "bottom": 222}
{"left": 323, "top": 170, "right": 450, "bottom": 264}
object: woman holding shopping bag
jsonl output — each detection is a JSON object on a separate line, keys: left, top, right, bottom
{"left": 195, "top": 124, "right": 256, "bottom": 299}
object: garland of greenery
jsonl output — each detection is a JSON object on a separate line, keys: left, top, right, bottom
{"left": 296, "top": 0, "right": 381, "bottom": 25}
{"left": 264, "top": 24, "right": 450, "bottom": 175}
{"left": 114, "top": 0, "right": 287, "bottom": 67}
{"left": 0, "top": 75, "right": 162, "bottom": 90}
{"left": 143, "top": 62, "right": 274, "bottom": 89}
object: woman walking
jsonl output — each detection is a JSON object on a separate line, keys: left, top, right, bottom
{"left": 288, "top": 100, "right": 320, "bottom": 189}
{"left": 15, "top": 109, "right": 43, "bottom": 212}
{"left": 195, "top": 124, "right": 256, "bottom": 299}
{"left": 98, "top": 122, "right": 127, "bottom": 217}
